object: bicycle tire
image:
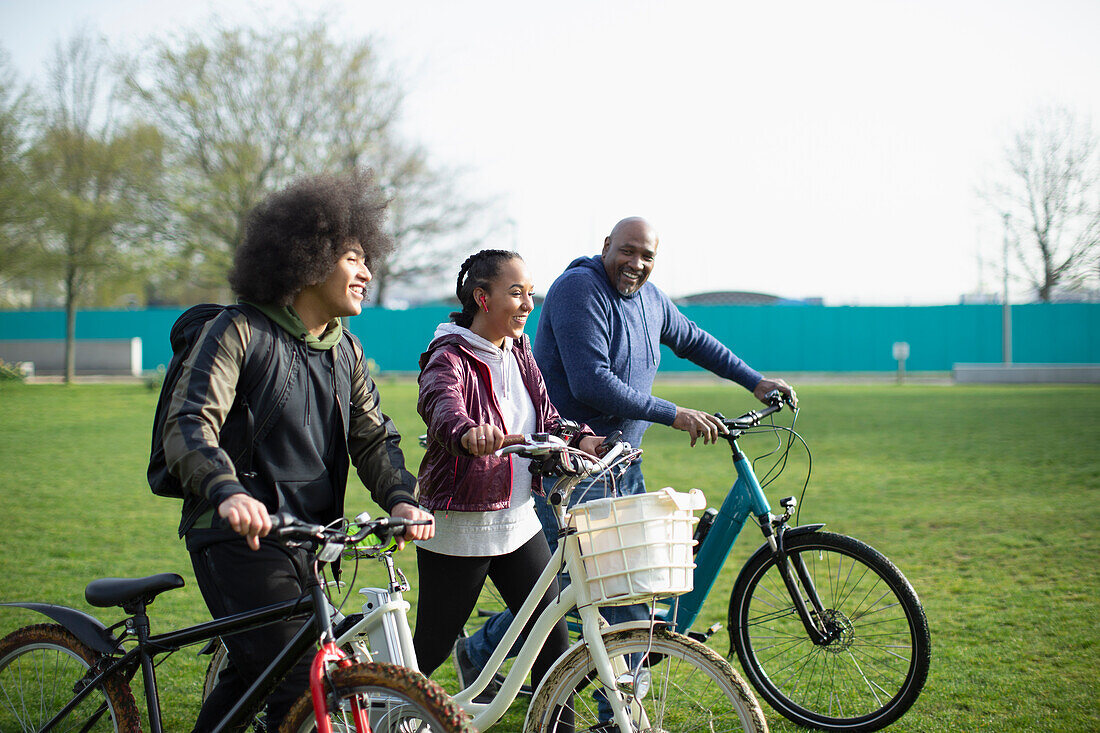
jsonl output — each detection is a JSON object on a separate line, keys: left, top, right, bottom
{"left": 280, "top": 661, "right": 474, "bottom": 733}
{"left": 0, "top": 623, "right": 141, "bottom": 733}
{"left": 202, "top": 641, "right": 228, "bottom": 702}
{"left": 729, "top": 531, "right": 930, "bottom": 731}
{"left": 525, "top": 626, "right": 768, "bottom": 733}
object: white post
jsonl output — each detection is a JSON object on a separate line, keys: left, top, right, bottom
{"left": 892, "top": 342, "right": 910, "bottom": 384}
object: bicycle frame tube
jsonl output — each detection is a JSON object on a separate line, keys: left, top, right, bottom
{"left": 149, "top": 596, "right": 314, "bottom": 651}
{"left": 461, "top": 537, "right": 576, "bottom": 728}
{"left": 662, "top": 436, "right": 773, "bottom": 633}
{"left": 209, "top": 612, "right": 319, "bottom": 733}
{"left": 339, "top": 589, "right": 416, "bottom": 668}
{"left": 459, "top": 526, "right": 641, "bottom": 733}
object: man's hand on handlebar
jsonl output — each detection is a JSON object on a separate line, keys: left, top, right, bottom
{"left": 218, "top": 493, "right": 272, "bottom": 551}
{"left": 389, "top": 502, "right": 435, "bottom": 550}
{"left": 673, "top": 407, "right": 730, "bottom": 447}
{"left": 754, "top": 377, "right": 797, "bottom": 409}
{"left": 576, "top": 435, "right": 606, "bottom": 458}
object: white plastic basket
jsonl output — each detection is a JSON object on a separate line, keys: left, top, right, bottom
{"left": 568, "top": 487, "right": 705, "bottom": 606}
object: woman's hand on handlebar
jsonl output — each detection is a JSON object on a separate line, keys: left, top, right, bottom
{"left": 389, "top": 502, "right": 435, "bottom": 549}
{"left": 218, "top": 493, "right": 272, "bottom": 551}
{"left": 462, "top": 423, "right": 506, "bottom": 456}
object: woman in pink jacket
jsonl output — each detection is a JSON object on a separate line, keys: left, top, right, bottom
{"left": 413, "top": 249, "right": 603, "bottom": 700}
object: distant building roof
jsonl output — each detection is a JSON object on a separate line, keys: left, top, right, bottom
{"left": 674, "top": 291, "right": 817, "bottom": 306}
{"left": 410, "top": 291, "right": 819, "bottom": 309}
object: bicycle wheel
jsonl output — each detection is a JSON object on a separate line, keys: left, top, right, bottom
{"left": 0, "top": 623, "right": 141, "bottom": 732}
{"left": 526, "top": 626, "right": 768, "bottom": 733}
{"left": 729, "top": 531, "right": 930, "bottom": 731}
{"left": 281, "top": 661, "right": 474, "bottom": 733}
{"left": 202, "top": 640, "right": 228, "bottom": 701}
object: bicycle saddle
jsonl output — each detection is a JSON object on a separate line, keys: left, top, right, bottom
{"left": 85, "top": 573, "right": 185, "bottom": 609}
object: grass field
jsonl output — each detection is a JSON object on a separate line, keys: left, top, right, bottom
{"left": 0, "top": 380, "right": 1097, "bottom": 732}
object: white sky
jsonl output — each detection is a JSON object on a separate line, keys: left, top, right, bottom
{"left": 3, "top": 0, "right": 1099, "bottom": 305}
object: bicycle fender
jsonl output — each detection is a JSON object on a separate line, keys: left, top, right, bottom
{"left": 780, "top": 522, "right": 826, "bottom": 537}
{"left": 0, "top": 602, "right": 121, "bottom": 655}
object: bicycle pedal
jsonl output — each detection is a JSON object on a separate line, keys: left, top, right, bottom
{"left": 687, "top": 623, "right": 723, "bottom": 643}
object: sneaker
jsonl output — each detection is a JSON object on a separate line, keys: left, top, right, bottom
{"left": 453, "top": 636, "right": 501, "bottom": 704}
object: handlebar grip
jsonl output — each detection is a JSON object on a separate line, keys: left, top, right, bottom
{"left": 501, "top": 434, "right": 526, "bottom": 448}
{"left": 598, "top": 431, "right": 622, "bottom": 455}
{"left": 267, "top": 513, "right": 296, "bottom": 531}
{"left": 215, "top": 512, "right": 309, "bottom": 534}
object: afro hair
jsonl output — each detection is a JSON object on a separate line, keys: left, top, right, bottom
{"left": 228, "top": 169, "right": 393, "bottom": 305}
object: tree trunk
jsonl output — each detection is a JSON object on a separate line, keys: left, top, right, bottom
{"left": 370, "top": 269, "right": 389, "bottom": 308}
{"left": 64, "top": 271, "right": 77, "bottom": 384}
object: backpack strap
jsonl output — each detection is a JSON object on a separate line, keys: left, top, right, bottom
{"left": 224, "top": 303, "right": 279, "bottom": 480}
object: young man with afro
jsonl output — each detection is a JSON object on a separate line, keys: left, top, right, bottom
{"left": 162, "top": 170, "right": 434, "bottom": 731}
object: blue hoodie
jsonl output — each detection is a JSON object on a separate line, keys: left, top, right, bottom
{"left": 533, "top": 255, "right": 763, "bottom": 448}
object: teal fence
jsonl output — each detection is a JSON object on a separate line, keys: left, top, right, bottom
{"left": 1, "top": 303, "right": 1097, "bottom": 374}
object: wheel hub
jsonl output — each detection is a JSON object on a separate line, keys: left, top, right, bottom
{"left": 819, "top": 609, "right": 855, "bottom": 653}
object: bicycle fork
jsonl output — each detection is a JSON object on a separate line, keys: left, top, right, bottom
{"left": 759, "top": 516, "right": 832, "bottom": 645}
{"left": 307, "top": 569, "right": 371, "bottom": 733}
{"left": 309, "top": 640, "right": 369, "bottom": 733}
{"left": 733, "top": 441, "right": 833, "bottom": 648}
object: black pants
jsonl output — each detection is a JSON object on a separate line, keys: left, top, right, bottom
{"left": 413, "top": 532, "right": 569, "bottom": 692}
{"left": 189, "top": 539, "right": 314, "bottom": 733}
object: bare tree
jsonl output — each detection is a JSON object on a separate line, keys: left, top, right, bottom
{"left": 126, "top": 20, "right": 401, "bottom": 297}
{"left": 0, "top": 49, "right": 37, "bottom": 295}
{"left": 368, "top": 136, "right": 494, "bottom": 306}
{"left": 986, "top": 105, "right": 1100, "bottom": 301}
{"left": 27, "top": 31, "right": 166, "bottom": 381}
{"left": 127, "top": 19, "right": 495, "bottom": 305}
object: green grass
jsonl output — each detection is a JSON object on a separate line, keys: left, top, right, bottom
{"left": 0, "top": 380, "right": 1097, "bottom": 731}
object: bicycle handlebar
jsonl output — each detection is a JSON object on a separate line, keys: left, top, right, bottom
{"left": 497, "top": 432, "right": 635, "bottom": 482}
{"left": 717, "top": 390, "right": 795, "bottom": 431}
{"left": 267, "top": 513, "right": 431, "bottom": 545}
{"left": 497, "top": 433, "right": 568, "bottom": 457}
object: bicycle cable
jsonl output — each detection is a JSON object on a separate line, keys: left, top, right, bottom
{"left": 741, "top": 420, "right": 812, "bottom": 525}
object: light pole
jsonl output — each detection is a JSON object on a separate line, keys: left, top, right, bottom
{"left": 1002, "top": 213, "right": 1012, "bottom": 364}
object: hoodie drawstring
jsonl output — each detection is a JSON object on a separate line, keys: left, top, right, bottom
{"left": 639, "top": 295, "right": 657, "bottom": 366}
{"left": 303, "top": 342, "right": 311, "bottom": 427}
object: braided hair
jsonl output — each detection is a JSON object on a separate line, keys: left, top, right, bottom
{"left": 451, "top": 249, "right": 522, "bottom": 328}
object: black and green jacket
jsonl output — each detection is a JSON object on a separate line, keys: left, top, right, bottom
{"left": 163, "top": 303, "right": 417, "bottom": 539}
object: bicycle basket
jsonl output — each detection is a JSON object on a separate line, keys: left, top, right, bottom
{"left": 569, "top": 488, "right": 704, "bottom": 606}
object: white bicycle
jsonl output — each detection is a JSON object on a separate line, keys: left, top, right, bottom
{"left": 205, "top": 434, "right": 769, "bottom": 733}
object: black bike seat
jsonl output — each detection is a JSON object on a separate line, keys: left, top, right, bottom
{"left": 85, "top": 573, "right": 185, "bottom": 608}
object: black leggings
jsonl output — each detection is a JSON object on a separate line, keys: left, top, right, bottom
{"left": 413, "top": 531, "right": 569, "bottom": 690}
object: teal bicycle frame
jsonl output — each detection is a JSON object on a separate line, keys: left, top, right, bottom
{"left": 660, "top": 433, "right": 775, "bottom": 633}
{"left": 652, "top": 398, "right": 830, "bottom": 645}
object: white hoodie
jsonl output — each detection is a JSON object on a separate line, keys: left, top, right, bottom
{"left": 414, "top": 324, "right": 543, "bottom": 557}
